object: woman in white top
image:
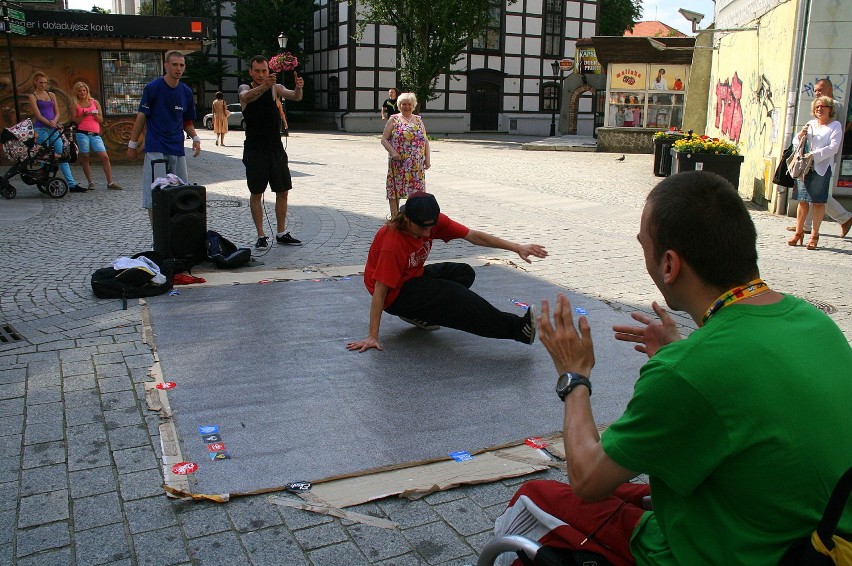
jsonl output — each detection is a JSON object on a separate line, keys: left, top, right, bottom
{"left": 788, "top": 96, "right": 843, "bottom": 250}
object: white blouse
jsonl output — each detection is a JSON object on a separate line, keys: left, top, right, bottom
{"left": 793, "top": 119, "right": 843, "bottom": 176}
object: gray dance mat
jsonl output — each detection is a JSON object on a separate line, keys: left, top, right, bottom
{"left": 146, "top": 264, "right": 645, "bottom": 496}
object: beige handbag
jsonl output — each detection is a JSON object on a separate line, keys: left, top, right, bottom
{"left": 786, "top": 127, "right": 814, "bottom": 181}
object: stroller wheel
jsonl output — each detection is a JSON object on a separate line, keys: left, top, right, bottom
{"left": 0, "top": 178, "right": 16, "bottom": 199}
{"left": 46, "top": 178, "right": 68, "bottom": 198}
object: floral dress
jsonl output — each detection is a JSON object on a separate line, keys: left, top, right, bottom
{"left": 386, "top": 114, "right": 427, "bottom": 199}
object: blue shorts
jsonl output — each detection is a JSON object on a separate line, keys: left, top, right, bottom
{"left": 75, "top": 131, "right": 107, "bottom": 153}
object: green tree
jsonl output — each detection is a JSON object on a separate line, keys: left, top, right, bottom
{"left": 91, "top": 6, "right": 110, "bottom": 13}
{"left": 182, "top": 51, "right": 229, "bottom": 112}
{"left": 599, "top": 0, "right": 643, "bottom": 36}
{"left": 357, "top": 0, "right": 512, "bottom": 109}
{"left": 138, "top": 0, "right": 216, "bottom": 16}
{"left": 231, "top": 0, "right": 316, "bottom": 63}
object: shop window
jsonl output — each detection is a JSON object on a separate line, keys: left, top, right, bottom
{"left": 542, "top": 82, "right": 560, "bottom": 112}
{"left": 605, "top": 63, "right": 688, "bottom": 129}
{"left": 304, "top": 15, "right": 314, "bottom": 53}
{"left": 472, "top": 0, "right": 502, "bottom": 52}
{"left": 543, "top": 0, "right": 564, "bottom": 58}
{"left": 100, "top": 51, "right": 163, "bottom": 115}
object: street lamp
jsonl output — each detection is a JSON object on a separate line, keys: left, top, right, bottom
{"left": 277, "top": 32, "right": 288, "bottom": 50}
{"left": 549, "top": 60, "right": 561, "bottom": 137}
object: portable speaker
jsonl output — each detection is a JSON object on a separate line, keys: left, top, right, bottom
{"left": 152, "top": 184, "right": 207, "bottom": 266}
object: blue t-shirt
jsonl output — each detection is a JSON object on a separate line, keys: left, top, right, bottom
{"left": 138, "top": 77, "right": 196, "bottom": 156}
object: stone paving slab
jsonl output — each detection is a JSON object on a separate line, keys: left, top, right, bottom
{"left": 0, "top": 130, "right": 849, "bottom": 565}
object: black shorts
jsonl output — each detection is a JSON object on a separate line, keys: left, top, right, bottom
{"left": 243, "top": 147, "right": 292, "bottom": 194}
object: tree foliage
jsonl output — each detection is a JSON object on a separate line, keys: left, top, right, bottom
{"left": 599, "top": 0, "right": 643, "bottom": 36}
{"left": 231, "top": 0, "right": 316, "bottom": 63}
{"left": 357, "top": 0, "right": 508, "bottom": 109}
{"left": 137, "top": 0, "right": 217, "bottom": 16}
{"left": 182, "top": 51, "right": 229, "bottom": 110}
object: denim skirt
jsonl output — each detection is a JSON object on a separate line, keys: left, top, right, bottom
{"left": 795, "top": 165, "right": 832, "bottom": 203}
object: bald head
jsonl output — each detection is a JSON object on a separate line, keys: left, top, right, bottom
{"left": 815, "top": 79, "right": 833, "bottom": 99}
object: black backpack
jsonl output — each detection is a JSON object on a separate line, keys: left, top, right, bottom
{"left": 91, "top": 251, "right": 174, "bottom": 309}
{"left": 206, "top": 230, "right": 251, "bottom": 269}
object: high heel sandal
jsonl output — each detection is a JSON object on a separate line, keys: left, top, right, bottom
{"left": 806, "top": 235, "right": 819, "bottom": 250}
{"left": 787, "top": 232, "right": 804, "bottom": 246}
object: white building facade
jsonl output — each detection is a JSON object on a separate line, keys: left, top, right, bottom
{"left": 302, "top": 0, "right": 599, "bottom": 134}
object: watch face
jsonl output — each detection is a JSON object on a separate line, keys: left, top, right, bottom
{"left": 556, "top": 373, "right": 573, "bottom": 399}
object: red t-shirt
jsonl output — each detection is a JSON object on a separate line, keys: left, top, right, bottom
{"left": 364, "top": 213, "right": 470, "bottom": 307}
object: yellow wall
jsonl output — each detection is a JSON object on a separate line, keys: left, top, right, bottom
{"left": 706, "top": 0, "right": 798, "bottom": 201}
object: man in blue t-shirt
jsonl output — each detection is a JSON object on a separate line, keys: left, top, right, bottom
{"left": 126, "top": 51, "right": 200, "bottom": 223}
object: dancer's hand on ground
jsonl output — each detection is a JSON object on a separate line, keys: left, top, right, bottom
{"left": 517, "top": 243, "right": 548, "bottom": 263}
{"left": 346, "top": 336, "right": 382, "bottom": 353}
{"left": 537, "top": 294, "right": 595, "bottom": 377}
{"left": 612, "top": 301, "right": 681, "bottom": 358}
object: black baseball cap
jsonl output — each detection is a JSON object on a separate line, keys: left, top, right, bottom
{"left": 401, "top": 192, "right": 440, "bottom": 227}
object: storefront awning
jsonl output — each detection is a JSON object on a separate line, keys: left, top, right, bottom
{"left": 19, "top": 9, "right": 212, "bottom": 40}
{"left": 588, "top": 36, "right": 695, "bottom": 67}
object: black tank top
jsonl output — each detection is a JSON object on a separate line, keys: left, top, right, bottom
{"left": 242, "top": 83, "right": 283, "bottom": 150}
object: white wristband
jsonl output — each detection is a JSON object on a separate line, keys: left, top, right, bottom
{"left": 192, "top": 136, "right": 201, "bottom": 143}
{"left": 127, "top": 140, "right": 138, "bottom": 149}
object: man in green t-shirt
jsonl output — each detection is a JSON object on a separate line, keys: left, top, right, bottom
{"left": 495, "top": 171, "right": 852, "bottom": 565}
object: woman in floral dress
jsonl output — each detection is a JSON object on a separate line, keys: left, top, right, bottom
{"left": 381, "top": 92, "right": 431, "bottom": 216}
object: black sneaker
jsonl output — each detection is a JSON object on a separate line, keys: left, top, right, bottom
{"left": 519, "top": 304, "right": 536, "bottom": 345}
{"left": 255, "top": 236, "right": 269, "bottom": 250}
{"left": 399, "top": 316, "right": 440, "bottom": 330}
{"left": 69, "top": 185, "right": 86, "bottom": 193}
{"left": 276, "top": 232, "right": 302, "bottom": 245}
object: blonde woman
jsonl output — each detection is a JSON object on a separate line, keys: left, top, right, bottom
{"left": 27, "top": 72, "right": 80, "bottom": 191}
{"left": 381, "top": 92, "right": 430, "bottom": 216}
{"left": 73, "top": 81, "right": 121, "bottom": 190}
{"left": 788, "top": 95, "right": 842, "bottom": 250}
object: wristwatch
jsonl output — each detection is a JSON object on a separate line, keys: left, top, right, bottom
{"left": 556, "top": 372, "right": 592, "bottom": 401}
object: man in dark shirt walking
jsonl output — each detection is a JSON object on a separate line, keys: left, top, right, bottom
{"left": 239, "top": 55, "right": 304, "bottom": 249}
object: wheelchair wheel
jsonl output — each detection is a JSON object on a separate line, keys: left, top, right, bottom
{"left": 45, "top": 178, "right": 68, "bottom": 198}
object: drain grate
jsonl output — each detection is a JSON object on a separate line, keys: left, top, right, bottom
{"left": 207, "top": 199, "right": 242, "bottom": 208}
{"left": 0, "top": 323, "right": 24, "bottom": 344}
{"left": 804, "top": 299, "right": 837, "bottom": 315}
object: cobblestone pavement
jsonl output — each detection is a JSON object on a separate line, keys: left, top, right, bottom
{"left": 0, "top": 130, "right": 849, "bottom": 565}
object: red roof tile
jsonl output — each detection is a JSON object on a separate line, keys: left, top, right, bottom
{"left": 624, "top": 21, "right": 688, "bottom": 38}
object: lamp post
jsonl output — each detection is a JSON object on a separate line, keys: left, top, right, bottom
{"left": 277, "top": 32, "right": 288, "bottom": 50}
{"left": 549, "top": 60, "right": 561, "bottom": 137}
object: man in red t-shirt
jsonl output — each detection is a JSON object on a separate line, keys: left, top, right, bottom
{"left": 346, "top": 192, "right": 548, "bottom": 352}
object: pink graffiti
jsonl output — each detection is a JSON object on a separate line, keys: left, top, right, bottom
{"left": 714, "top": 72, "right": 744, "bottom": 143}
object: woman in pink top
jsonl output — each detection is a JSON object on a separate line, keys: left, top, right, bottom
{"left": 73, "top": 81, "right": 121, "bottom": 190}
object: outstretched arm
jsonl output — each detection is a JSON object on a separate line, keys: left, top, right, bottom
{"left": 463, "top": 230, "right": 548, "bottom": 263}
{"left": 277, "top": 72, "right": 304, "bottom": 102}
{"left": 612, "top": 301, "right": 682, "bottom": 358}
{"left": 346, "top": 282, "right": 390, "bottom": 352}
{"left": 538, "top": 294, "right": 638, "bottom": 500}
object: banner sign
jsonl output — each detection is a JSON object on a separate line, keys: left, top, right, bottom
{"left": 20, "top": 10, "right": 210, "bottom": 39}
{"left": 576, "top": 47, "right": 602, "bottom": 75}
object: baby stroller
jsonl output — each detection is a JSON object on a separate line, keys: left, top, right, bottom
{"left": 0, "top": 118, "right": 74, "bottom": 199}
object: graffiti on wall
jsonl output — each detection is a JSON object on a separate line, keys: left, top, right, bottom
{"left": 802, "top": 75, "right": 846, "bottom": 99}
{"left": 715, "top": 72, "right": 744, "bottom": 143}
{"left": 744, "top": 73, "right": 781, "bottom": 152}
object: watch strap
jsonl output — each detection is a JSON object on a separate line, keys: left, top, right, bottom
{"left": 557, "top": 372, "right": 592, "bottom": 401}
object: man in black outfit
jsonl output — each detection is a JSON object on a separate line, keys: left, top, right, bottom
{"left": 239, "top": 55, "right": 304, "bottom": 250}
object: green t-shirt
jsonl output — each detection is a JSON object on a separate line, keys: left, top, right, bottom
{"left": 601, "top": 294, "right": 852, "bottom": 565}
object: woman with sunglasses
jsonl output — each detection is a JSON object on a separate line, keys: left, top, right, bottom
{"left": 788, "top": 96, "right": 843, "bottom": 250}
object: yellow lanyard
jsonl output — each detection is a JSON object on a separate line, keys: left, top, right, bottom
{"left": 701, "top": 278, "right": 768, "bottom": 326}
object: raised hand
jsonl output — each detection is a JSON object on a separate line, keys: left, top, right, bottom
{"left": 538, "top": 294, "right": 595, "bottom": 377}
{"left": 612, "top": 301, "right": 682, "bottom": 358}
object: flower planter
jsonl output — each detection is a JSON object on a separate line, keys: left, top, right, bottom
{"left": 653, "top": 137, "right": 684, "bottom": 177}
{"left": 670, "top": 149, "right": 744, "bottom": 189}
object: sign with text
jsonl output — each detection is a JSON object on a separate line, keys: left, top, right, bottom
{"left": 19, "top": 9, "right": 210, "bottom": 39}
{"left": 8, "top": 8, "right": 25, "bottom": 21}
{"left": 576, "top": 47, "right": 602, "bottom": 75}
{"left": 559, "top": 58, "right": 574, "bottom": 72}
{"left": 609, "top": 64, "right": 646, "bottom": 90}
